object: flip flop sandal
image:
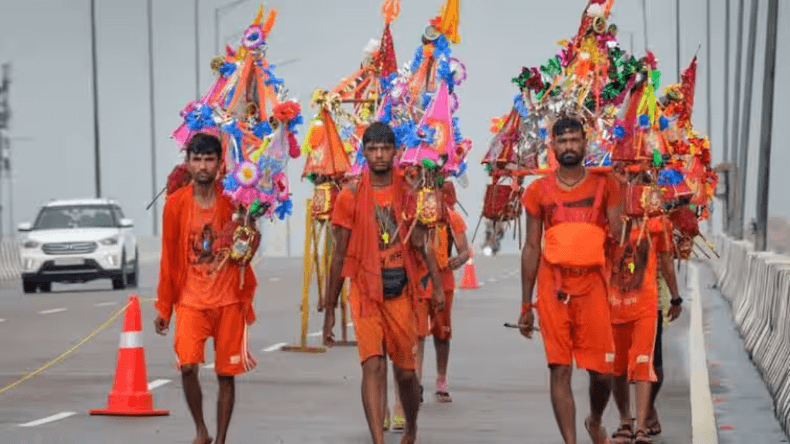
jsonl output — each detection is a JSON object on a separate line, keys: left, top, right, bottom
{"left": 611, "top": 423, "right": 634, "bottom": 444}
{"left": 390, "top": 415, "right": 406, "bottom": 431}
{"left": 435, "top": 378, "right": 452, "bottom": 403}
{"left": 634, "top": 430, "right": 653, "bottom": 444}
{"left": 435, "top": 391, "right": 453, "bottom": 403}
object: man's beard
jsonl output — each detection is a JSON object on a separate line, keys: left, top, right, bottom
{"left": 194, "top": 172, "right": 215, "bottom": 185}
{"left": 558, "top": 152, "right": 583, "bottom": 167}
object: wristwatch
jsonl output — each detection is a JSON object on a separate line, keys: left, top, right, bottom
{"left": 670, "top": 297, "right": 683, "bottom": 306}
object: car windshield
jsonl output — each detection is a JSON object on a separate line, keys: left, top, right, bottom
{"left": 34, "top": 205, "right": 118, "bottom": 230}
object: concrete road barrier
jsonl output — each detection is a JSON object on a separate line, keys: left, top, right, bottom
{"left": 711, "top": 234, "right": 790, "bottom": 436}
{"left": 0, "top": 237, "right": 22, "bottom": 282}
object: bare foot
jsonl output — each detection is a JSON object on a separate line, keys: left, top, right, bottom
{"left": 192, "top": 430, "right": 212, "bottom": 444}
{"left": 399, "top": 428, "right": 416, "bottom": 444}
{"left": 645, "top": 408, "right": 661, "bottom": 436}
{"left": 585, "top": 416, "right": 610, "bottom": 444}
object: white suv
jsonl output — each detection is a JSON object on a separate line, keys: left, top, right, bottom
{"left": 17, "top": 199, "right": 139, "bottom": 293}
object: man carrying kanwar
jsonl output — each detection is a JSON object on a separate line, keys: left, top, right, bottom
{"left": 519, "top": 116, "right": 623, "bottom": 444}
{"left": 323, "top": 122, "right": 445, "bottom": 444}
{"left": 154, "top": 133, "right": 258, "bottom": 444}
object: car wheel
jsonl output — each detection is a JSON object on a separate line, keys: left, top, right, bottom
{"left": 22, "top": 280, "right": 37, "bottom": 294}
{"left": 113, "top": 251, "right": 127, "bottom": 290}
{"left": 39, "top": 282, "right": 52, "bottom": 293}
{"left": 126, "top": 248, "right": 139, "bottom": 288}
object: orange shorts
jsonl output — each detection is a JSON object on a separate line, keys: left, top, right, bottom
{"left": 536, "top": 268, "right": 614, "bottom": 375}
{"left": 350, "top": 291, "right": 417, "bottom": 370}
{"left": 174, "top": 303, "right": 253, "bottom": 376}
{"left": 612, "top": 316, "right": 658, "bottom": 382}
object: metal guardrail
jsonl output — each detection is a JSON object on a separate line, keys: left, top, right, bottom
{"left": 0, "top": 236, "right": 21, "bottom": 281}
{"left": 712, "top": 234, "right": 790, "bottom": 436}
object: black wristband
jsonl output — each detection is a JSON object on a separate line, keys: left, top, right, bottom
{"left": 670, "top": 297, "right": 683, "bottom": 306}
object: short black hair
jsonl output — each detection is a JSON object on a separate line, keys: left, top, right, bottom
{"left": 186, "top": 133, "right": 222, "bottom": 158}
{"left": 362, "top": 122, "right": 396, "bottom": 148}
{"left": 552, "top": 118, "right": 585, "bottom": 138}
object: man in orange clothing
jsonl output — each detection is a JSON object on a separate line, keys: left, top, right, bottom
{"left": 425, "top": 183, "right": 470, "bottom": 403}
{"left": 154, "top": 134, "right": 258, "bottom": 444}
{"left": 607, "top": 213, "right": 682, "bottom": 444}
{"left": 388, "top": 182, "right": 470, "bottom": 428}
{"left": 323, "top": 122, "right": 445, "bottom": 444}
{"left": 519, "top": 117, "right": 623, "bottom": 444}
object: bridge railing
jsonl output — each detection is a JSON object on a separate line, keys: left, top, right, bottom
{"left": 712, "top": 234, "right": 790, "bottom": 435}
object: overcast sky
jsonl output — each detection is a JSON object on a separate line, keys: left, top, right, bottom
{"left": 0, "top": 0, "right": 787, "bottom": 256}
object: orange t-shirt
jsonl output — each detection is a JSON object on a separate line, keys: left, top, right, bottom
{"left": 333, "top": 184, "right": 406, "bottom": 284}
{"left": 179, "top": 200, "right": 239, "bottom": 310}
{"left": 522, "top": 172, "right": 621, "bottom": 295}
{"left": 609, "top": 219, "right": 672, "bottom": 323}
{"left": 521, "top": 172, "right": 621, "bottom": 230}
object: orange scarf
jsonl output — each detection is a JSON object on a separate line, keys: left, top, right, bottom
{"left": 342, "top": 170, "right": 422, "bottom": 316}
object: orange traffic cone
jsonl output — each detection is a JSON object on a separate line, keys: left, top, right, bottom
{"left": 459, "top": 250, "right": 480, "bottom": 289}
{"left": 90, "top": 295, "right": 169, "bottom": 416}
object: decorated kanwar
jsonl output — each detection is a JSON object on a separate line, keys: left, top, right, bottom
{"left": 153, "top": 6, "right": 302, "bottom": 444}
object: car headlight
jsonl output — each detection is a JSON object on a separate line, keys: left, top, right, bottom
{"left": 23, "top": 240, "right": 40, "bottom": 249}
{"left": 100, "top": 236, "right": 119, "bottom": 246}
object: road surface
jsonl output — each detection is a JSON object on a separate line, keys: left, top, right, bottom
{"left": 0, "top": 253, "right": 767, "bottom": 443}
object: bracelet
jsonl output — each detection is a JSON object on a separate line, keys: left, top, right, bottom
{"left": 521, "top": 302, "right": 533, "bottom": 316}
{"left": 670, "top": 297, "right": 683, "bottom": 306}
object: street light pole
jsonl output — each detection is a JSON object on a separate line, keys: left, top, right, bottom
{"left": 755, "top": 0, "right": 779, "bottom": 251}
{"left": 723, "top": 0, "right": 730, "bottom": 164}
{"left": 90, "top": 0, "right": 102, "bottom": 198}
{"left": 147, "top": 0, "right": 159, "bottom": 236}
{"left": 641, "top": 0, "right": 649, "bottom": 51}
{"left": 733, "top": 0, "right": 759, "bottom": 241}
{"left": 728, "top": 0, "right": 745, "bottom": 236}
{"left": 706, "top": 0, "right": 712, "bottom": 138}
{"left": 195, "top": 0, "right": 200, "bottom": 99}
{"left": 675, "top": 0, "right": 681, "bottom": 83}
{"left": 0, "top": 63, "right": 10, "bottom": 238}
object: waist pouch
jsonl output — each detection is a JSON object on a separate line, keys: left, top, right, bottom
{"left": 382, "top": 267, "right": 408, "bottom": 298}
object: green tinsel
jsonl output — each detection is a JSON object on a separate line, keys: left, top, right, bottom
{"left": 652, "top": 149, "right": 663, "bottom": 168}
{"left": 249, "top": 199, "right": 262, "bottom": 216}
{"left": 437, "top": 176, "right": 445, "bottom": 186}
{"left": 651, "top": 70, "right": 662, "bottom": 89}
{"left": 306, "top": 173, "right": 316, "bottom": 184}
{"left": 485, "top": 164, "right": 493, "bottom": 174}
{"left": 422, "top": 158, "right": 437, "bottom": 170}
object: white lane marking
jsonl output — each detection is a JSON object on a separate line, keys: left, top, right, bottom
{"left": 307, "top": 331, "right": 322, "bottom": 338}
{"left": 203, "top": 363, "right": 215, "bottom": 369}
{"left": 262, "top": 342, "right": 288, "bottom": 352}
{"left": 147, "top": 379, "right": 171, "bottom": 391}
{"left": 19, "top": 412, "right": 76, "bottom": 427}
{"left": 38, "top": 308, "right": 67, "bottom": 315}
{"left": 94, "top": 302, "right": 118, "bottom": 307}
{"left": 269, "top": 277, "right": 281, "bottom": 282}
{"left": 688, "top": 263, "right": 719, "bottom": 444}
{"left": 0, "top": 319, "right": 5, "bottom": 323}
{"left": 487, "top": 278, "right": 497, "bottom": 283}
